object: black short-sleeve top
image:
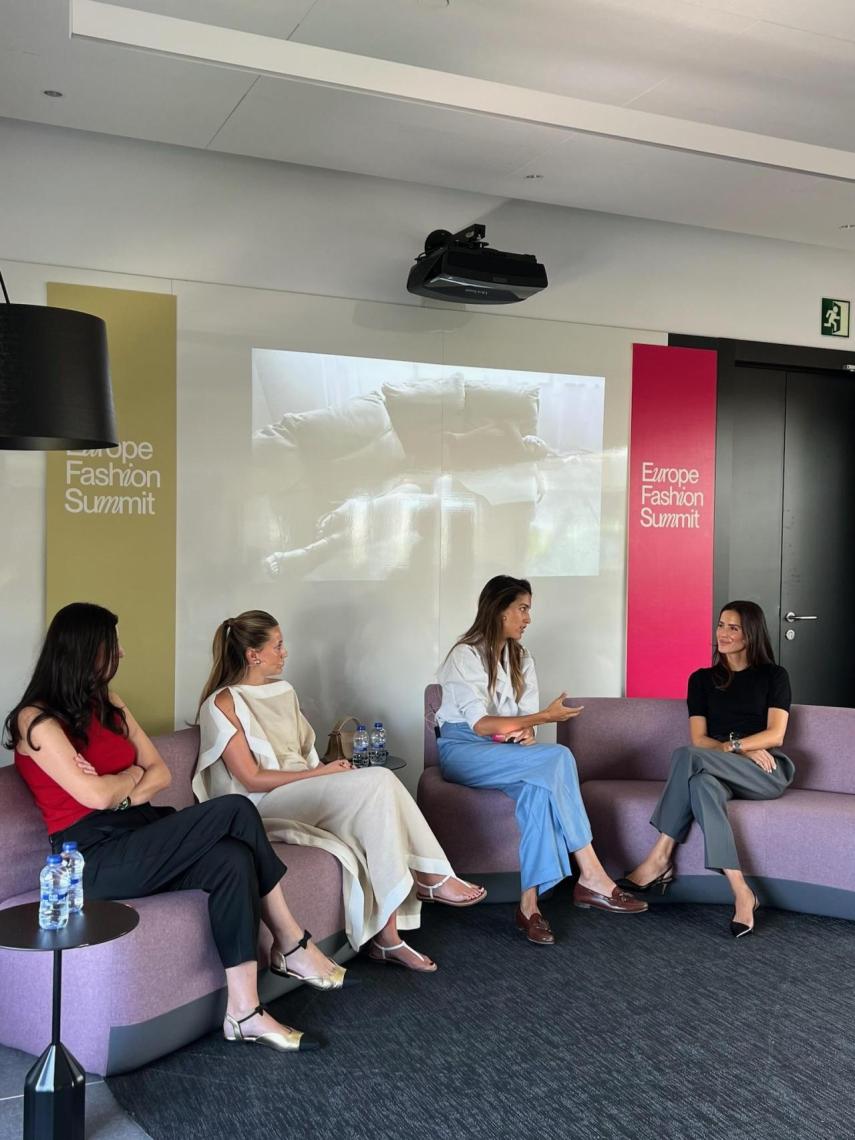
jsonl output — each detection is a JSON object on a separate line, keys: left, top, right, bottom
{"left": 686, "top": 664, "right": 792, "bottom": 741}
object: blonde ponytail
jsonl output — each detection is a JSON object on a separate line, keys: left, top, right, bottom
{"left": 196, "top": 610, "right": 279, "bottom": 715}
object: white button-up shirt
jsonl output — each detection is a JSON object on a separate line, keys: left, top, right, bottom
{"left": 436, "top": 642, "right": 540, "bottom": 729}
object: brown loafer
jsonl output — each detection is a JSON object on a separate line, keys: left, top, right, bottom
{"left": 573, "top": 883, "right": 648, "bottom": 914}
{"left": 514, "top": 908, "right": 556, "bottom": 945}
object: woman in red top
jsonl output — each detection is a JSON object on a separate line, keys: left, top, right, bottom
{"left": 8, "top": 602, "right": 347, "bottom": 1053}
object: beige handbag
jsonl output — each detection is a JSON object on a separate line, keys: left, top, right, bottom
{"left": 322, "top": 715, "right": 360, "bottom": 763}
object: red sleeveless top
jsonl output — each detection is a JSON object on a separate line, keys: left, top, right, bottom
{"left": 15, "top": 711, "right": 136, "bottom": 834}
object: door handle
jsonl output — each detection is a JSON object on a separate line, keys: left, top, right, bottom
{"left": 784, "top": 611, "right": 818, "bottom": 622}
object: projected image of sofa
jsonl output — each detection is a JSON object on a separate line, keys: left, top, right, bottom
{"left": 251, "top": 357, "right": 604, "bottom": 583}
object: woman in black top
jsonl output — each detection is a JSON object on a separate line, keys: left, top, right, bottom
{"left": 618, "top": 600, "right": 794, "bottom": 936}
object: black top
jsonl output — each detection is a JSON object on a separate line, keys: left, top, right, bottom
{"left": 686, "top": 663, "right": 792, "bottom": 741}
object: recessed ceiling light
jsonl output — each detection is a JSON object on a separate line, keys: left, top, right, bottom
{"left": 416, "top": 0, "right": 450, "bottom": 7}
{"left": 839, "top": 223, "right": 855, "bottom": 230}
{"left": 524, "top": 173, "right": 544, "bottom": 180}
{"left": 42, "top": 90, "right": 64, "bottom": 98}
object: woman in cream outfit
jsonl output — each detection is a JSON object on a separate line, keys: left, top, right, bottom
{"left": 196, "top": 611, "right": 485, "bottom": 973}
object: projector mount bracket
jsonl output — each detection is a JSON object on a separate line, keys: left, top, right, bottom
{"left": 421, "top": 224, "right": 489, "bottom": 258}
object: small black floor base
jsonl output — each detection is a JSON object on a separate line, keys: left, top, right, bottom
{"left": 24, "top": 1042, "right": 85, "bottom": 1140}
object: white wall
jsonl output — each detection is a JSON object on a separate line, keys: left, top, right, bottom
{"left": 0, "top": 260, "right": 659, "bottom": 781}
{"left": 2, "top": 116, "right": 854, "bottom": 770}
{"left": 173, "top": 283, "right": 652, "bottom": 790}
{"left": 3, "top": 118, "right": 855, "bottom": 346}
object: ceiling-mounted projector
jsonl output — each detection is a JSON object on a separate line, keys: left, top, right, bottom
{"left": 406, "top": 224, "right": 548, "bottom": 305}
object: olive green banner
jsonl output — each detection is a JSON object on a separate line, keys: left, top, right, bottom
{"left": 45, "top": 285, "right": 176, "bottom": 734}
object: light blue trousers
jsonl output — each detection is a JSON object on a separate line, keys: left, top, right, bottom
{"left": 437, "top": 721, "right": 593, "bottom": 894}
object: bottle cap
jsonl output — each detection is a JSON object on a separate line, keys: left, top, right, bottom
{"left": 357, "top": 724, "right": 366, "bottom": 730}
{"left": 61, "top": 842, "right": 78, "bottom": 852}
{"left": 374, "top": 722, "right": 383, "bottom": 728}
{"left": 47, "top": 855, "right": 62, "bottom": 865}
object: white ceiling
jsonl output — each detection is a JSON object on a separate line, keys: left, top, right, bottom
{"left": 3, "top": 0, "right": 855, "bottom": 251}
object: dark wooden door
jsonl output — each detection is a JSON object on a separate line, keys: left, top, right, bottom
{"left": 778, "top": 371, "right": 855, "bottom": 705}
{"left": 671, "top": 334, "right": 855, "bottom": 707}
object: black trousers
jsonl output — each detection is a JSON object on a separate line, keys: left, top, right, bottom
{"left": 51, "top": 795, "right": 287, "bottom": 969}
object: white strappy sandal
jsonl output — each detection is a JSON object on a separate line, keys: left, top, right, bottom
{"left": 415, "top": 873, "right": 487, "bottom": 908}
{"left": 367, "top": 939, "right": 438, "bottom": 972}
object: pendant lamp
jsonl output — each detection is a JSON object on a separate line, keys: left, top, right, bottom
{"left": 0, "top": 269, "right": 118, "bottom": 450}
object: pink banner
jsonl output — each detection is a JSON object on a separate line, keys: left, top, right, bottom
{"left": 626, "top": 344, "right": 718, "bottom": 698}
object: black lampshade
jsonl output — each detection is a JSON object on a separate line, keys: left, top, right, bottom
{"left": 0, "top": 304, "right": 118, "bottom": 450}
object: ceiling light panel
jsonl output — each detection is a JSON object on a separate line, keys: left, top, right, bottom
{"left": 492, "top": 126, "right": 855, "bottom": 249}
{"left": 289, "top": 0, "right": 757, "bottom": 106}
{"left": 211, "top": 77, "right": 568, "bottom": 186}
{"left": 0, "top": 6, "right": 257, "bottom": 149}
{"left": 632, "top": 18, "right": 855, "bottom": 150}
{"left": 69, "top": 1, "right": 855, "bottom": 181}
{"left": 684, "top": 0, "right": 855, "bottom": 43}
{"left": 102, "top": 0, "right": 317, "bottom": 38}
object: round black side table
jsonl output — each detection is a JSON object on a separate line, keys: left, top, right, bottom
{"left": 0, "top": 899, "right": 139, "bottom": 1140}
{"left": 351, "top": 754, "right": 407, "bottom": 772}
{"left": 376, "top": 754, "right": 407, "bottom": 772}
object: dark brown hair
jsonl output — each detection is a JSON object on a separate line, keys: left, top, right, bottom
{"left": 450, "top": 576, "right": 532, "bottom": 701}
{"left": 197, "top": 610, "right": 280, "bottom": 713}
{"left": 711, "top": 599, "right": 775, "bottom": 689}
{"left": 4, "top": 602, "right": 127, "bottom": 750}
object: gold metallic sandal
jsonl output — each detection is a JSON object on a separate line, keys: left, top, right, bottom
{"left": 270, "top": 929, "right": 358, "bottom": 989}
{"left": 223, "top": 1004, "right": 320, "bottom": 1051}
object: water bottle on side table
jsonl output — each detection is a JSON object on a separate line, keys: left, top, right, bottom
{"left": 352, "top": 724, "right": 369, "bottom": 768}
{"left": 61, "top": 841, "right": 85, "bottom": 914}
{"left": 39, "top": 855, "right": 70, "bottom": 931}
{"left": 369, "top": 722, "right": 388, "bottom": 765}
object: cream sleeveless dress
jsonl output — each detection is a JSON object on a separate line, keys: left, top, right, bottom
{"left": 195, "top": 680, "right": 452, "bottom": 948}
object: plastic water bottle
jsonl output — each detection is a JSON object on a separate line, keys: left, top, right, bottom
{"left": 61, "top": 841, "right": 85, "bottom": 914}
{"left": 39, "top": 855, "right": 70, "bottom": 931}
{"left": 352, "top": 724, "right": 369, "bottom": 768}
{"left": 369, "top": 722, "right": 387, "bottom": 765}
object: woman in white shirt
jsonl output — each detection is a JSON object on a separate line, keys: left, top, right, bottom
{"left": 196, "top": 611, "right": 485, "bottom": 976}
{"left": 436, "top": 576, "right": 646, "bottom": 944}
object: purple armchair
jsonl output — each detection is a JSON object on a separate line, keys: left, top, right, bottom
{"left": 417, "top": 684, "right": 522, "bottom": 901}
{"left": 560, "top": 697, "right": 855, "bottom": 916}
{"left": 0, "top": 727, "right": 350, "bottom": 1075}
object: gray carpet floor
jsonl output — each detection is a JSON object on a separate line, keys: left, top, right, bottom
{"left": 107, "top": 892, "right": 855, "bottom": 1140}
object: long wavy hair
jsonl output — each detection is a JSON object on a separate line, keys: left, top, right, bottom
{"left": 4, "top": 602, "right": 128, "bottom": 751}
{"left": 711, "top": 599, "right": 775, "bottom": 690}
{"left": 197, "top": 610, "right": 280, "bottom": 714}
{"left": 450, "top": 576, "right": 532, "bottom": 702}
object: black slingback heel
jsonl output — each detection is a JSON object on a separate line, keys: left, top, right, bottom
{"left": 730, "top": 892, "right": 759, "bottom": 939}
{"left": 615, "top": 864, "right": 675, "bottom": 895}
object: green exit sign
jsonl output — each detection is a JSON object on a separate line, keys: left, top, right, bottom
{"left": 822, "top": 297, "right": 850, "bottom": 337}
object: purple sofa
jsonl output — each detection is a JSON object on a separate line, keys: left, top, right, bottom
{"left": 418, "top": 685, "right": 522, "bottom": 901}
{"left": 418, "top": 686, "right": 855, "bottom": 917}
{"left": 0, "top": 727, "right": 350, "bottom": 1075}
{"left": 561, "top": 697, "right": 855, "bottom": 917}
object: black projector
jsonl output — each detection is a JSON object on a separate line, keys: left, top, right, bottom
{"left": 406, "top": 225, "right": 548, "bottom": 305}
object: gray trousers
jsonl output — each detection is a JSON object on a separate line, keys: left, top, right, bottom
{"left": 650, "top": 746, "right": 795, "bottom": 871}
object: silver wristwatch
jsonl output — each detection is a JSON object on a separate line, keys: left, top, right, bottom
{"left": 728, "top": 732, "right": 743, "bottom": 754}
